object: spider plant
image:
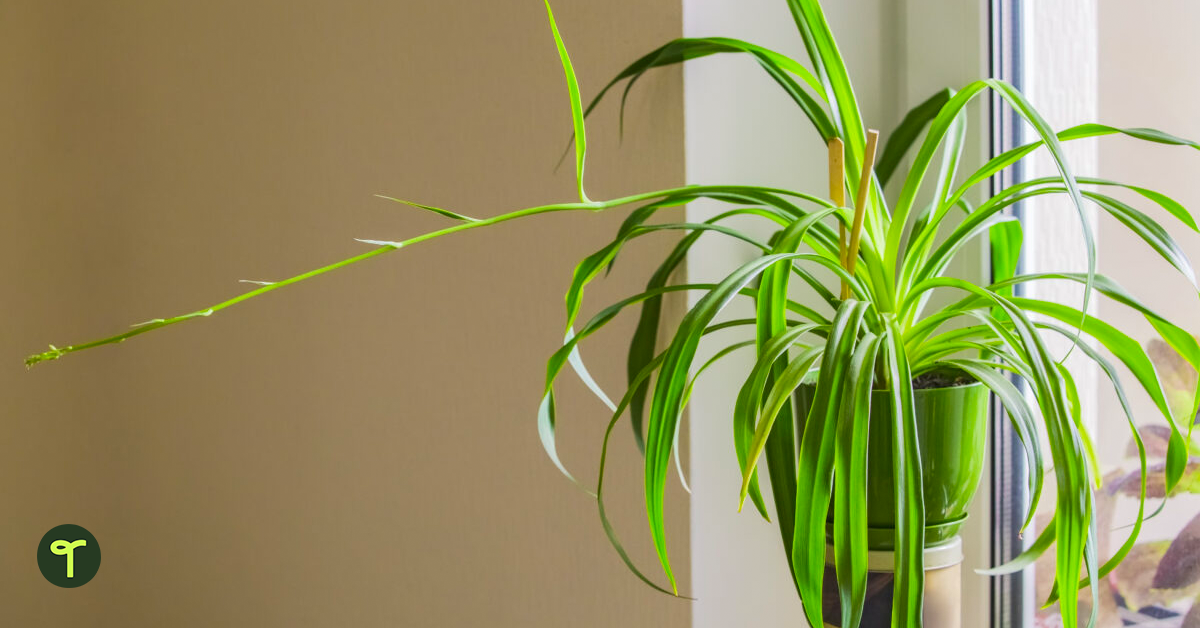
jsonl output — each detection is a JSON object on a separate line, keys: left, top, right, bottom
{"left": 25, "top": 1, "right": 1200, "bottom": 626}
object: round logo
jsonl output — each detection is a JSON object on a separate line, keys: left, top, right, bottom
{"left": 37, "top": 524, "right": 101, "bottom": 588}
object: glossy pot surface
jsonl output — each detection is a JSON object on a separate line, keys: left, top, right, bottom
{"left": 795, "top": 379, "right": 989, "bottom": 548}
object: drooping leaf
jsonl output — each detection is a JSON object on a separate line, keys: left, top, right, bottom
{"left": 788, "top": 300, "right": 868, "bottom": 628}
{"left": 1085, "top": 191, "right": 1196, "bottom": 287}
{"left": 905, "top": 278, "right": 1093, "bottom": 628}
{"left": 734, "top": 327, "right": 823, "bottom": 519}
{"left": 1011, "top": 296, "right": 1190, "bottom": 492}
{"left": 539, "top": 283, "right": 747, "bottom": 485}
{"left": 562, "top": 220, "right": 768, "bottom": 415}
{"left": 568, "top": 37, "right": 831, "bottom": 151}
{"left": 881, "top": 320, "right": 925, "bottom": 627}
{"left": 951, "top": 124, "right": 1200, "bottom": 216}
{"left": 756, "top": 205, "right": 843, "bottom": 563}
{"left": 595, "top": 350, "right": 677, "bottom": 596}
{"left": 949, "top": 359, "right": 1043, "bottom": 530}
{"left": 833, "top": 333, "right": 881, "bottom": 627}
{"left": 645, "top": 252, "right": 837, "bottom": 593}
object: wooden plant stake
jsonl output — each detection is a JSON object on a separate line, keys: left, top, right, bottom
{"left": 843, "top": 130, "right": 880, "bottom": 300}
{"left": 828, "top": 138, "right": 846, "bottom": 297}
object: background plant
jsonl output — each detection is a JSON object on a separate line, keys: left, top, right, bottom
{"left": 25, "top": 1, "right": 1200, "bottom": 627}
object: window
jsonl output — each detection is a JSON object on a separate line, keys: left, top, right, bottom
{"left": 998, "top": 2, "right": 1200, "bottom": 626}
{"left": 988, "top": 2, "right": 1035, "bottom": 625}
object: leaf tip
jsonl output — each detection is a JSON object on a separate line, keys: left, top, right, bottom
{"left": 25, "top": 344, "right": 67, "bottom": 368}
{"left": 354, "top": 238, "right": 404, "bottom": 249}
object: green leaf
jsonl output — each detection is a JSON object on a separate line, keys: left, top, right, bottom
{"left": 544, "top": 0, "right": 589, "bottom": 202}
{"left": 565, "top": 220, "right": 768, "bottom": 334}
{"left": 882, "top": 320, "right": 925, "bottom": 627}
{"left": 1084, "top": 191, "right": 1196, "bottom": 286}
{"left": 951, "top": 124, "right": 1200, "bottom": 217}
{"left": 565, "top": 327, "right": 616, "bottom": 414}
{"left": 991, "top": 272, "right": 1200, "bottom": 376}
{"left": 786, "top": 0, "right": 893, "bottom": 249}
{"left": 876, "top": 88, "right": 954, "bottom": 187}
{"left": 623, "top": 208, "right": 826, "bottom": 452}
{"left": 595, "top": 349, "right": 677, "bottom": 596}
{"left": 1059, "top": 364, "right": 1102, "bottom": 488}
{"left": 755, "top": 205, "right": 842, "bottom": 559}
{"left": 979, "top": 519, "right": 1056, "bottom": 576}
{"left": 734, "top": 210, "right": 852, "bottom": 513}
{"left": 889, "top": 81, "right": 988, "bottom": 271}
{"left": 676, "top": 340, "right": 759, "bottom": 492}
{"left": 989, "top": 219, "right": 1023, "bottom": 300}
{"left": 906, "top": 98, "right": 968, "bottom": 263}
{"left": 610, "top": 210, "right": 774, "bottom": 451}
{"left": 373, "top": 194, "right": 478, "bottom": 222}
{"left": 948, "top": 359, "right": 1043, "bottom": 530}
{"left": 788, "top": 300, "right": 868, "bottom": 628}
{"left": 595, "top": 330, "right": 758, "bottom": 599}
{"left": 644, "top": 252, "right": 830, "bottom": 593}
{"left": 1010, "top": 296, "right": 1189, "bottom": 491}
{"left": 568, "top": 37, "right": 831, "bottom": 152}
{"left": 1044, "top": 176, "right": 1197, "bottom": 232}
{"left": 1036, "top": 323, "right": 1149, "bottom": 608}
{"left": 737, "top": 344, "right": 823, "bottom": 507}
{"left": 894, "top": 80, "right": 1097, "bottom": 337}
{"left": 917, "top": 212, "right": 1019, "bottom": 293}
{"left": 833, "top": 333, "right": 881, "bottom": 628}
{"left": 734, "top": 326, "right": 824, "bottom": 519}
{"left": 787, "top": 0, "right": 866, "bottom": 163}
{"left": 539, "top": 283, "right": 742, "bottom": 485}
{"left": 906, "top": 278, "right": 1093, "bottom": 628}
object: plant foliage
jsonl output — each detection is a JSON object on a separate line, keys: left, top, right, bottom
{"left": 25, "top": 1, "right": 1200, "bottom": 626}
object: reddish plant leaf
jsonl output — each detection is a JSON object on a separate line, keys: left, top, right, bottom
{"left": 1148, "top": 338, "right": 1200, "bottom": 424}
{"left": 1154, "top": 511, "right": 1200, "bottom": 589}
{"left": 1126, "top": 424, "right": 1173, "bottom": 459}
{"left": 1114, "top": 460, "right": 1200, "bottom": 499}
{"left": 1149, "top": 338, "right": 1198, "bottom": 395}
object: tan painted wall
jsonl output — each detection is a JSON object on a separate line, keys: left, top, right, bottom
{"left": 0, "top": 1, "right": 687, "bottom": 625}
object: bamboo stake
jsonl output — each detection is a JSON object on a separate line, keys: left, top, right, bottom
{"left": 843, "top": 130, "right": 880, "bottom": 300}
{"left": 828, "top": 138, "right": 846, "bottom": 297}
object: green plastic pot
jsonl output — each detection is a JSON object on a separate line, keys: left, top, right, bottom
{"left": 795, "top": 375, "right": 989, "bottom": 549}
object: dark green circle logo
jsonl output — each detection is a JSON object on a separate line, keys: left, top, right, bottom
{"left": 37, "top": 524, "right": 100, "bottom": 588}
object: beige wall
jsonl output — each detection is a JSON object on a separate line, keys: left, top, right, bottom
{"left": 0, "top": 1, "right": 687, "bottom": 626}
